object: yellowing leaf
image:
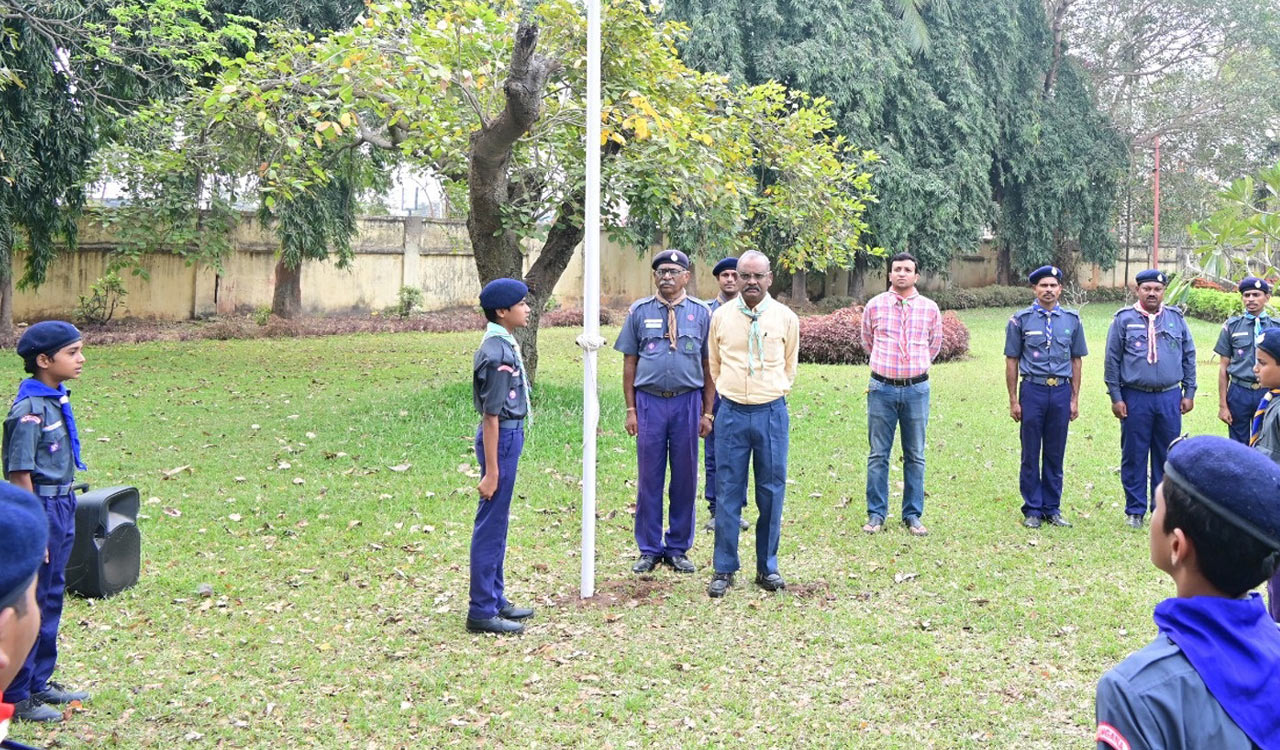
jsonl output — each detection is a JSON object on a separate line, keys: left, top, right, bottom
{"left": 634, "top": 118, "right": 650, "bottom": 141}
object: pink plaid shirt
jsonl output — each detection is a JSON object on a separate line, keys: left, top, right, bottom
{"left": 861, "top": 290, "right": 943, "bottom": 379}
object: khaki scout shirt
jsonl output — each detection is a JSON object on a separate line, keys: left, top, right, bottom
{"left": 708, "top": 295, "right": 800, "bottom": 405}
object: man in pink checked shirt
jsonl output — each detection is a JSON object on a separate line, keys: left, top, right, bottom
{"left": 860, "top": 252, "right": 943, "bottom": 536}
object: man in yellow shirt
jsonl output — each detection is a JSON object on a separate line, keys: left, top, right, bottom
{"left": 705, "top": 251, "right": 800, "bottom": 598}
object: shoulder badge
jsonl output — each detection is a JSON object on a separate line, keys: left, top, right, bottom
{"left": 1095, "top": 723, "right": 1131, "bottom": 750}
{"left": 18, "top": 414, "right": 41, "bottom": 425}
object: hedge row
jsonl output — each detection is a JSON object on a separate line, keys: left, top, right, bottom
{"left": 1181, "top": 286, "right": 1243, "bottom": 323}
{"left": 798, "top": 306, "right": 971, "bottom": 365}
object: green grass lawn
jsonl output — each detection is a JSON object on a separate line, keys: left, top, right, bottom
{"left": 24, "top": 303, "right": 1234, "bottom": 749}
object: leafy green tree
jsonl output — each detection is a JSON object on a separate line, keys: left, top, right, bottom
{"left": 183, "top": 0, "right": 879, "bottom": 379}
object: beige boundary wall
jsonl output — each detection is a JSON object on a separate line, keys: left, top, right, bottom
{"left": 12, "top": 213, "right": 1174, "bottom": 322}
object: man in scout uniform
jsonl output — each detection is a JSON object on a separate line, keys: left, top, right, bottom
{"left": 1004, "top": 265, "right": 1087, "bottom": 528}
{"left": 1247, "top": 326, "right": 1280, "bottom": 621}
{"left": 703, "top": 257, "right": 749, "bottom": 534}
{"left": 467, "top": 278, "right": 536, "bottom": 635}
{"left": 3, "top": 321, "right": 90, "bottom": 722}
{"left": 616, "top": 250, "right": 714, "bottom": 575}
{"left": 0, "top": 484, "right": 48, "bottom": 744}
{"left": 1215, "top": 276, "right": 1271, "bottom": 443}
{"left": 1103, "top": 269, "right": 1197, "bottom": 529}
{"left": 706, "top": 250, "right": 800, "bottom": 598}
{"left": 1095, "top": 435, "right": 1280, "bottom": 750}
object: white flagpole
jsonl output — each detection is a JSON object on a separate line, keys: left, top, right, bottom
{"left": 578, "top": 0, "right": 603, "bottom": 599}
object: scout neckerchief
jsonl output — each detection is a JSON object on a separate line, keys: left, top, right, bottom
{"left": 13, "top": 378, "right": 85, "bottom": 471}
{"left": 1249, "top": 389, "right": 1280, "bottom": 446}
{"left": 656, "top": 291, "right": 688, "bottom": 350}
{"left": 892, "top": 290, "right": 918, "bottom": 358}
{"left": 1032, "top": 301, "right": 1058, "bottom": 340}
{"left": 1153, "top": 594, "right": 1280, "bottom": 748}
{"left": 482, "top": 322, "right": 532, "bottom": 423}
{"left": 738, "top": 293, "right": 772, "bottom": 376}
{"left": 1244, "top": 311, "right": 1266, "bottom": 342}
{"left": 1132, "top": 302, "right": 1163, "bottom": 364}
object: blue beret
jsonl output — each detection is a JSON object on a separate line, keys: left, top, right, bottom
{"left": 1135, "top": 269, "right": 1168, "bottom": 286}
{"left": 651, "top": 250, "right": 690, "bottom": 270}
{"left": 16, "top": 320, "right": 81, "bottom": 359}
{"left": 478, "top": 278, "right": 528, "bottom": 311}
{"left": 1238, "top": 276, "right": 1272, "bottom": 295}
{"left": 1028, "top": 265, "right": 1062, "bottom": 285}
{"left": 0, "top": 483, "right": 47, "bottom": 611}
{"left": 1256, "top": 326, "right": 1280, "bottom": 363}
{"left": 1164, "top": 435, "right": 1280, "bottom": 550}
{"left": 712, "top": 257, "right": 738, "bottom": 277}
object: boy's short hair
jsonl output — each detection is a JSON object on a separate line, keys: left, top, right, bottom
{"left": 483, "top": 308, "right": 501, "bottom": 324}
{"left": 22, "top": 354, "right": 40, "bottom": 375}
{"left": 889, "top": 252, "right": 918, "bottom": 272}
{"left": 1162, "top": 479, "right": 1280, "bottom": 596}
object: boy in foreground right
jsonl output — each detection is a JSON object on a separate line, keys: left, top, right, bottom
{"left": 1095, "top": 435, "right": 1280, "bottom": 749}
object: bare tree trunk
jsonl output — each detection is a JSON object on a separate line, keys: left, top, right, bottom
{"left": 1042, "top": 0, "right": 1074, "bottom": 96}
{"left": 0, "top": 271, "right": 13, "bottom": 346}
{"left": 272, "top": 257, "right": 302, "bottom": 319}
{"left": 996, "top": 241, "right": 1012, "bottom": 285}
{"left": 849, "top": 251, "right": 869, "bottom": 301}
{"left": 790, "top": 269, "right": 808, "bottom": 303}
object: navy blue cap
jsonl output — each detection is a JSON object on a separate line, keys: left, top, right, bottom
{"left": 1238, "top": 276, "right": 1272, "bottom": 295}
{"left": 651, "top": 250, "right": 690, "bottom": 270}
{"left": 0, "top": 483, "right": 47, "bottom": 611}
{"left": 1256, "top": 326, "right": 1280, "bottom": 363}
{"left": 1163, "top": 435, "right": 1280, "bottom": 550}
{"left": 478, "top": 278, "right": 528, "bottom": 311}
{"left": 1135, "top": 269, "right": 1168, "bottom": 286}
{"left": 1028, "top": 265, "right": 1062, "bottom": 285}
{"left": 712, "top": 257, "right": 738, "bottom": 277}
{"left": 16, "top": 320, "right": 81, "bottom": 359}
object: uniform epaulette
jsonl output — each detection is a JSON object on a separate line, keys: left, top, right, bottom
{"left": 628, "top": 295, "right": 656, "bottom": 312}
{"left": 688, "top": 296, "right": 712, "bottom": 311}
{"left": 1114, "top": 306, "right": 1131, "bottom": 317}
{"left": 1164, "top": 305, "right": 1186, "bottom": 317}
{"left": 1061, "top": 307, "right": 1082, "bottom": 319}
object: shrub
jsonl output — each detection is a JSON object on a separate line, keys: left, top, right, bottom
{"left": 930, "top": 285, "right": 1027, "bottom": 311}
{"left": 74, "top": 271, "right": 128, "bottom": 325}
{"left": 541, "top": 307, "right": 619, "bottom": 327}
{"left": 252, "top": 305, "right": 272, "bottom": 326}
{"left": 798, "top": 306, "right": 970, "bottom": 364}
{"left": 1182, "top": 287, "right": 1241, "bottom": 322}
{"left": 395, "top": 286, "right": 424, "bottom": 318}
{"left": 815, "top": 295, "right": 857, "bottom": 314}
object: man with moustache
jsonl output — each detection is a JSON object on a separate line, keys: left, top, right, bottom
{"left": 1104, "top": 269, "right": 1197, "bottom": 528}
{"left": 706, "top": 250, "right": 799, "bottom": 598}
{"left": 1004, "top": 266, "right": 1088, "bottom": 529}
{"left": 615, "top": 250, "right": 714, "bottom": 575}
{"left": 703, "top": 257, "right": 750, "bottom": 533}
{"left": 1215, "top": 276, "right": 1272, "bottom": 444}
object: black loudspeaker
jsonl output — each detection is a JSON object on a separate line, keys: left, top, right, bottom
{"left": 65, "top": 485, "right": 141, "bottom": 598}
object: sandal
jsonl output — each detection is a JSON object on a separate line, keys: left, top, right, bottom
{"left": 862, "top": 514, "right": 884, "bottom": 533}
{"left": 903, "top": 516, "right": 929, "bottom": 536}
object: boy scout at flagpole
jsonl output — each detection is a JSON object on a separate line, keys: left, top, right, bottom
{"left": 1215, "top": 276, "right": 1271, "bottom": 443}
{"left": 615, "top": 250, "right": 714, "bottom": 575}
{"left": 1004, "top": 266, "right": 1087, "bottom": 528}
{"left": 703, "top": 257, "right": 749, "bottom": 534}
{"left": 1094, "top": 435, "right": 1280, "bottom": 750}
{"left": 1103, "top": 269, "right": 1196, "bottom": 529}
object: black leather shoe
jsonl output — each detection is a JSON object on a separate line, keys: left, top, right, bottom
{"left": 632, "top": 554, "right": 659, "bottom": 574}
{"left": 1046, "top": 514, "right": 1072, "bottom": 528}
{"left": 1126, "top": 514, "right": 1144, "bottom": 529}
{"left": 34, "top": 681, "right": 89, "bottom": 704}
{"left": 738, "top": 517, "right": 750, "bottom": 531}
{"left": 498, "top": 604, "right": 534, "bottom": 620}
{"left": 707, "top": 572, "right": 734, "bottom": 598}
{"left": 13, "top": 697, "right": 62, "bottom": 722}
{"left": 664, "top": 554, "right": 696, "bottom": 573}
{"left": 1023, "top": 515, "right": 1042, "bottom": 529}
{"left": 755, "top": 572, "right": 786, "bottom": 591}
{"left": 465, "top": 616, "right": 524, "bottom": 634}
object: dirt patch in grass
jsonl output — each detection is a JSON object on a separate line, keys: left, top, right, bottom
{"left": 558, "top": 577, "right": 675, "bottom": 609}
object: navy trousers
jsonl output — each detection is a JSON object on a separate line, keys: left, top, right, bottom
{"left": 1119, "top": 387, "right": 1181, "bottom": 516}
{"left": 704, "top": 393, "right": 720, "bottom": 515}
{"left": 634, "top": 390, "right": 700, "bottom": 557}
{"left": 3, "top": 493, "right": 76, "bottom": 703}
{"left": 1018, "top": 381, "right": 1072, "bottom": 518}
{"left": 713, "top": 397, "right": 788, "bottom": 576}
{"left": 1226, "top": 382, "right": 1262, "bottom": 444}
{"left": 469, "top": 425, "right": 524, "bottom": 621}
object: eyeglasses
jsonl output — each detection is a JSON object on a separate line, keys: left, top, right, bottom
{"left": 738, "top": 272, "right": 769, "bottom": 282}
{"left": 654, "top": 268, "right": 686, "bottom": 278}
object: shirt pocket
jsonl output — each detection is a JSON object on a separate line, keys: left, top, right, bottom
{"left": 1125, "top": 329, "right": 1150, "bottom": 355}
{"left": 639, "top": 335, "right": 669, "bottom": 358}
{"left": 676, "top": 323, "right": 703, "bottom": 357}
{"left": 36, "top": 421, "right": 67, "bottom": 459}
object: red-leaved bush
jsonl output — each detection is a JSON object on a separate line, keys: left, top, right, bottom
{"left": 541, "top": 307, "right": 622, "bottom": 327}
{"left": 798, "top": 305, "right": 970, "bottom": 365}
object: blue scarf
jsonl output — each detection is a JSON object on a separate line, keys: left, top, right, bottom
{"left": 13, "top": 379, "right": 86, "bottom": 471}
{"left": 1153, "top": 594, "right": 1280, "bottom": 747}
{"left": 738, "top": 294, "right": 772, "bottom": 377}
{"left": 481, "top": 322, "right": 531, "bottom": 422}
{"left": 1032, "top": 301, "right": 1058, "bottom": 339}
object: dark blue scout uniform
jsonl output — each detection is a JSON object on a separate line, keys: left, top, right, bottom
{"left": 469, "top": 332, "right": 529, "bottom": 623}
{"left": 1104, "top": 303, "right": 1196, "bottom": 518}
{"left": 1004, "top": 300, "right": 1087, "bottom": 520}
{"left": 615, "top": 292, "right": 711, "bottom": 561}
{"left": 2, "top": 383, "right": 83, "bottom": 708}
{"left": 1216, "top": 278, "right": 1272, "bottom": 444}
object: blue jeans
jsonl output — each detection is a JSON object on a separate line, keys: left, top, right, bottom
{"left": 712, "top": 397, "right": 788, "bottom": 576}
{"left": 865, "top": 379, "right": 930, "bottom": 522}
